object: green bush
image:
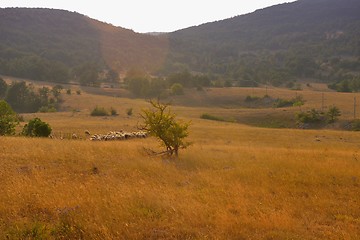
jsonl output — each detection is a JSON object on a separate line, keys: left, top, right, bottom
{"left": 110, "top": 107, "right": 118, "bottom": 116}
{"left": 22, "top": 118, "right": 52, "bottom": 137}
{"left": 244, "top": 95, "right": 260, "bottom": 102}
{"left": 90, "top": 106, "right": 109, "bottom": 116}
{"left": 126, "top": 108, "right": 133, "bottom": 116}
{"left": 273, "top": 95, "right": 305, "bottom": 108}
{"left": 38, "top": 106, "right": 57, "bottom": 113}
{"left": 171, "top": 83, "right": 184, "bottom": 95}
{"left": 351, "top": 119, "right": 360, "bottom": 131}
{"left": 200, "top": 113, "right": 225, "bottom": 122}
{"left": 296, "top": 109, "right": 323, "bottom": 124}
{"left": 326, "top": 105, "right": 341, "bottom": 123}
{"left": 273, "top": 98, "right": 294, "bottom": 108}
{"left": 0, "top": 100, "right": 18, "bottom": 135}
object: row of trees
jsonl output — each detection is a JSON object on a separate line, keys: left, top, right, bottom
{"left": 295, "top": 106, "right": 341, "bottom": 126}
{"left": 164, "top": 0, "right": 360, "bottom": 86}
{"left": 124, "top": 70, "right": 212, "bottom": 98}
{"left": 0, "top": 55, "right": 119, "bottom": 86}
{"left": 0, "top": 78, "right": 62, "bottom": 113}
{"left": 328, "top": 75, "right": 360, "bottom": 92}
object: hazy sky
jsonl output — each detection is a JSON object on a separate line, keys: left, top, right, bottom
{"left": 0, "top": 0, "right": 297, "bottom": 33}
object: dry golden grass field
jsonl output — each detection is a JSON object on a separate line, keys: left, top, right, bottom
{"left": 1, "top": 81, "right": 360, "bottom": 239}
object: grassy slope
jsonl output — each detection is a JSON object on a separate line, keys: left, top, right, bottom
{"left": 1, "top": 83, "right": 360, "bottom": 239}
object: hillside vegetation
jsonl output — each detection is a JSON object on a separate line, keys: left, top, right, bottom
{"left": 0, "top": 8, "right": 168, "bottom": 85}
{"left": 1, "top": 0, "right": 360, "bottom": 90}
{"left": 166, "top": 0, "right": 360, "bottom": 87}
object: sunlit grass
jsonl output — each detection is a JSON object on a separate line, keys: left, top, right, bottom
{"left": 1, "top": 84, "right": 360, "bottom": 239}
{"left": 2, "top": 121, "right": 360, "bottom": 239}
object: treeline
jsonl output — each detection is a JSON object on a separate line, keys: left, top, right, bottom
{"left": 0, "top": 49, "right": 119, "bottom": 86}
{"left": 328, "top": 75, "right": 360, "bottom": 92}
{"left": 164, "top": 42, "right": 360, "bottom": 88}
{"left": 0, "top": 53, "right": 70, "bottom": 83}
{"left": 164, "top": 0, "right": 360, "bottom": 87}
{"left": 0, "top": 77, "right": 63, "bottom": 113}
{"left": 0, "top": 8, "right": 119, "bottom": 86}
{"left": 124, "top": 70, "right": 212, "bottom": 98}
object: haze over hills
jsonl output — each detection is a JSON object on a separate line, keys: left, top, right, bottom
{"left": 0, "top": 8, "right": 168, "bottom": 84}
{"left": 1, "top": 0, "right": 360, "bottom": 89}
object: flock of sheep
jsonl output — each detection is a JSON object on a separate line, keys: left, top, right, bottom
{"left": 87, "top": 130, "right": 148, "bottom": 141}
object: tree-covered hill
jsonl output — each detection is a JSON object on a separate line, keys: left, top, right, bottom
{"left": 0, "top": 8, "right": 168, "bottom": 85}
{"left": 165, "top": 0, "right": 360, "bottom": 88}
{"left": 1, "top": 1, "right": 360, "bottom": 90}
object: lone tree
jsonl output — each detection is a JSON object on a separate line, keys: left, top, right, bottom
{"left": 140, "top": 100, "right": 190, "bottom": 156}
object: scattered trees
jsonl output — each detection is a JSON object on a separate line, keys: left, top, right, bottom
{"left": 125, "top": 72, "right": 167, "bottom": 98}
{"left": 5, "top": 81, "right": 41, "bottom": 113}
{"left": 273, "top": 95, "right": 305, "bottom": 108}
{"left": 90, "top": 106, "right": 118, "bottom": 116}
{"left": 140, "top": 100, "right": 191, "bottom": 156}
{"left": 295, "top": 105, "right": 342, "bottom": 127}
{"left": 296, "top": 109, "right": 323, "bottom": 124}
{"left": 328, "top": 75, "right": 360, "bottom": 92}
{"left": 124, "top": 69, "right": 211, "bottom": 98}
{"left": 1, "top": 81, "right": 63, "bottom": 113}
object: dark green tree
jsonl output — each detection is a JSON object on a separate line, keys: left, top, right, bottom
{"left": 5, "top": 81, "right": 41, "bottom": 113}
{"left": 0, "top": 100, "right": 18, "bottom": 135}
{"left": 22, "top": 118, "right": 52, "bottom": 137}
{"left": 126, "top": 77, "right": 150, "bottom": 97}
{"left": 148, "top": 78, "right": 167, "bottom": 97}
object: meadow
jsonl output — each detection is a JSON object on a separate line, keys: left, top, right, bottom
{"left": 1, "top": 82, "right": 360, "bottom": 239}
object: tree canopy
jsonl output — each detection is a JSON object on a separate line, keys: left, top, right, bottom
{"left": 140, "top": 100, "right": 191, "bottom": 156}
{"left": 0, "top": 100, "right": 18, "bottom": 135}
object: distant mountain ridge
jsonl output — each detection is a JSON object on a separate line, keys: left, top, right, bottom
{"left": 0, "top": 8, "right": 168, "bottom": 84}
{"left": 1, "top": 1, "right": 360, "bottom": 88}
{"left": 165, "top": 0, "right": 360, "bottom": 87}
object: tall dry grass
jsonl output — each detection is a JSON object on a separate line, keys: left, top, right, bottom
{"left": 1, "top": 120, "right": 360, "bottom": 239}
{"left": 1, "top": 84, "right": 360, "bottom": 239}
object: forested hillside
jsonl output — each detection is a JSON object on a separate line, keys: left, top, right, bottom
{"left": 0, "top": 8, "right": 168, "bottom": 85}
{"left": 165, "top": 0, "right": 360, "bottom": 88}
{"left": 1, "top": 0, "right": 360, "bottom": 90}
